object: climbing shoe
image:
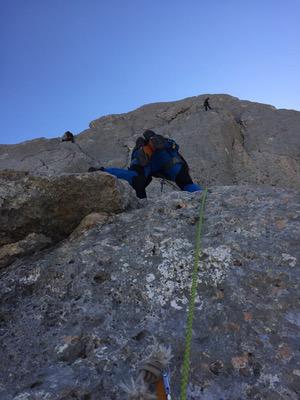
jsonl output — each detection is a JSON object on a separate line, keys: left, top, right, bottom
{"left": 88, "top": 167, "right": 104, "bottom": 172}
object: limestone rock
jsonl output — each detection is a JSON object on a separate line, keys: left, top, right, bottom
{"left": 0, "top": 94, "right": 299, "bottom": 191}
{"left": 0, "top": 186, "right": 299, "bottom": 399}
{"left": 0, "top": 170, "right": 138, "bottom": 247}
{"left": 69, "top": 212, "right": 112, "bottom": 240}
{"left": 0, "top": 233, "right": 52, "bottom": 269}
{"left": 0, "top": 94, "right": 299, "bottom": 400}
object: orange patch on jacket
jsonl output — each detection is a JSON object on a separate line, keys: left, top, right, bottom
{"left": 143, "top": 143, "right": 155, "bottom": 159}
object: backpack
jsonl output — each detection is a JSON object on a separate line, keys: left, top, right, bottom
{"left": 149, "top": 134, "right": 166, "bottom": 151}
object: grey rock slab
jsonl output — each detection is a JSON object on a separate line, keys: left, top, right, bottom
{"left": 0, "top": 186, "right": 299, "bottom": 399}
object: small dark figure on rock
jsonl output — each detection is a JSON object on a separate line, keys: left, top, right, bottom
{"left": 61, "top": 131, "right": 75, "bottom": 143}
{"left": 204, "top": 97, "right": 212, "bottom": 111}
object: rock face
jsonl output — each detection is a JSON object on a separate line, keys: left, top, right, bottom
{"left": 0, "top": 94, "right": 300, "bottom": 192}
{"left": 0, "top": 233, "right": 52, "bottom": 270}
{"left": 0, "top": 186, "right": 299, "bottom": 399}
{"left": 0, "top": 170, "right": 137, "bottom": 246}
{"left": 0, "top": 94, "right": 299, "bottom": 399}
{"left": 0, "top": 170, "right": 138, "bottom": 268}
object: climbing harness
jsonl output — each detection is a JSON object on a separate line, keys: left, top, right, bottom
{"left": 180, "top": 189, "right": 208, "bottom": 400}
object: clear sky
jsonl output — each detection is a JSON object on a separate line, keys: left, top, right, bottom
{"left": 1, "top": 0, "right": 299, "bottom": 144}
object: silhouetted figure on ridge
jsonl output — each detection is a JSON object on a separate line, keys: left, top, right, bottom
{"left": 203, "top": 97, "right": 212, "bottom": 111}
{"left": 61, "top": 131, "right": 75, "bottom": 143}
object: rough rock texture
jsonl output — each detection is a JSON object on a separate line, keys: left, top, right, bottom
{"left": 69, "top": 212, "right": 112, "bottom": 241}
{"left": 0, "top": 94, "right": 300, "bottom": 192}
{"left": 0, "top": 233, "right": 52, "bottom": 270}
{"left": 1, "top": 187, "right": 299, "bottom": 400}
{"left": 0, "top": 170, "right": 138, "bottom": 247}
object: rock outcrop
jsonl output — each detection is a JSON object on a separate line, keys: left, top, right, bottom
{"left": 0, "top": 170, "right": 138, "bottom": 268}
{"left": 1, "top": 95, "right": 300, "bottom": 191}
{"left": 0, "top": 186, "right": 299, "bottom": 399}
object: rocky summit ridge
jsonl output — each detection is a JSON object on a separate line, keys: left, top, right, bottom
{"left": 0, "top": 94, "right": 300, "bottom": 400}
{"left": 1, "top": 94, "right": 300, "bottom": 190}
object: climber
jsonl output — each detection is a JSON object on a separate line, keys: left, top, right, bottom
{"left": 61, "top": 131, "right": 75, "bottom": 143}
{"left": 88, "top": 130, "right": 202, "bottom": 199}
{"left": 203, "top": 97, "right": 212, "bottom": 111}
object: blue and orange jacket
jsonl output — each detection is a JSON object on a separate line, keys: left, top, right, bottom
{"left": 130, "top": 138, "right": 184, "bottom": 180}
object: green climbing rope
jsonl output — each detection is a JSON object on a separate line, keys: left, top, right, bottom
{"left": 180, "top": 188, "right": 208, "bottom": 400}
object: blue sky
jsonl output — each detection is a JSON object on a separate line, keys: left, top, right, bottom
{"left": 1, "top": 0, "right": 299, "bottom": 144}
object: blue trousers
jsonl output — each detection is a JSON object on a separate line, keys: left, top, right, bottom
{"left": 103, "top": 167, "right": 202, "bottom": 197}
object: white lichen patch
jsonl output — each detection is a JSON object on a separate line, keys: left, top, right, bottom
{"left": 146, "top": 273, "right": 155, "bottom": 283}
{"left": 199, "top": 245, "right": 232, "bottom": 286}
{"left": 81, "top": 249, "right": 95, "bottom": 255}
{"left": 144, "top": 240, "right": 232, "bottom": 306}
{"left": 79, "top": 248, "right": 97, "bottom": 264}
{"left": 99, "top": 238, "right": 122, "bottom": 252}
{"left": 13, "top": 393, "right": 52, "bottom": 400}
{"left": 170, "top": 299, "right": 183, "bottom": 310}
{"left": 145, "top": 238, "right": 194, "bottom": 307}
{"left": 55, "top": 342, "right": 69, "bottom": 354}
{"left": 282, "top": 253, "right": 297, "bottom": 267}
{"left": 19, "top": 269, "right": 41, "bottom": 284}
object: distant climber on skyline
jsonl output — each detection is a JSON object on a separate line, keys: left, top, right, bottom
{"left": 61, "top": 131, "right": 75, "bottom": 143}
{"left": 88, "top": 130, "right": 202, "bottom": 199}
{"left": 203, "top": 97, "right": 212, "bottom": 111}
